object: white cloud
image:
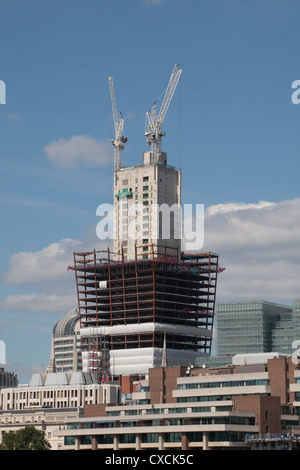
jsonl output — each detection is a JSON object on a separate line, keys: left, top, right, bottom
{"left": 44, "top": 135, "right": 112, "bottom": 169}
{"left": 4, "top": 238, "right": 81, "bottom": 285}
{"left": 1, "top": 235, "right": 109, "bottom": 314}
{"left": 0, "top": 293, "right": 76, "bottom": 314}
{"left": 3, "top": 199, "right": 300, "bottom": 313}
{"left": 206, "top": 200, "right": 275, "bottom": 217}
{"left": 202, "top": 198, "right": 300, "bottom": 303}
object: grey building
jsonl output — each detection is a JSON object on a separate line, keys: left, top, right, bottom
{"left": 197, "top": 300, "right": 299, "bottom": 368}
{"left": 0, "top": 367, "right": 18, "bottom": 388}
{"left": 46, "top": 308, "right": 82, "bottom": 374}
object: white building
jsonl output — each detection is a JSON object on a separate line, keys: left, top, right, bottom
{"left": 0, "top": 408, "right": 80, "bottom": 450}
{"left": 0, "top": 371, "right": 120, "bottom": 411}
{"left": 46, "top": 308, "right": 82, "bottom": 374}
{"left": 0, "top": 371, "right": 121, "bottom": 449}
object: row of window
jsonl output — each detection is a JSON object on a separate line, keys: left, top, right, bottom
{"left": 4, "top": 388, "right": 96, "bottom": 400}
{"left": 178, "top": 379, "right": 269, "bottom": 390}
{"left": 64, "top": 430, "right": 249, "bottom": 446}
{"left": 108, "top": 405, "right": 231, "bottom": 418}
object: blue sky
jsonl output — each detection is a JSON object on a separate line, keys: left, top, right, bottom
{"left": 1, "top": 0, "right": 300, "bottom": 382}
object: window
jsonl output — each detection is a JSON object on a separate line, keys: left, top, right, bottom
{"left": 142, "top": 433, "right": 158, "bottom": 443}
{"left": 191, "top": 406, "right": 211, "bottom": 413}
{"left": 188, "top": 432, "right": 203, "bottom": 442}
{"left": 120, "top": 434, "right": 136, "bottom": 444}
{"left": 125, "top": 409, "right": 142, "bottom": 416}
{"left": 165, "top": 432, "right": 181, "bottom": 443}
{"left": 98, "top": 435, "right": 114, "bottom": 444}
{"left": 168, "top": 407, "right": 187, "bottom": 414}
{"left": 64, "top": 436, "right": 75, "bottom": 446}
{"left": 146, "top": 408, "right": 161, "bottom": 414}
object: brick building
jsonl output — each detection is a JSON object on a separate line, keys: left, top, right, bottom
{"left": 53, "top": 354, "right": 300, "bottom": 450}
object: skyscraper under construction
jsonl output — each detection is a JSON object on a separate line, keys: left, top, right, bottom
{"left": 70, "top": 65, "right": 222, "bottom": 381}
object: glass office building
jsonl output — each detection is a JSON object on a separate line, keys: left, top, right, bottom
{"left": 197, "top": 300, "right": 300, "bottom": 368}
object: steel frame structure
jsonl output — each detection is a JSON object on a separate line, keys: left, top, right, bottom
{"left": 69, "top": 245, "right": 220, "bottom": 381}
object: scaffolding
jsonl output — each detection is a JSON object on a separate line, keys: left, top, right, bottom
{"left": 69, "top": 245, "right": 221, "bottom": 381}
{"left": 246, "top": 432, "right": 300, "bottom": 450}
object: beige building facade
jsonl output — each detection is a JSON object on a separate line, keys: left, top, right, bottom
{"left": 113, "top": 151, "right": 181, "bottom": 261}
{"left": 0, "top": 371, "right": 120, "bottom": 412}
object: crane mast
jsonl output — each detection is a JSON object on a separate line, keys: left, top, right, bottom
{"left": 108, "top": 76, "right": 127, "bottom": 171}
{"left": 145, "top": 64, "right": 182, "bottom": 164}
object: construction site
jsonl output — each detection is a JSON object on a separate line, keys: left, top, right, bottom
{"left": 70, "top": 246, "right": 220, "bottom": 380}
{"left": 69, "top": 64, "right": 223, "bottom": 382}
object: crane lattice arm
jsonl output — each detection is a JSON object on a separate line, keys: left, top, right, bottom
{"left": 108, "top": 76, "right": 127, "bottom": 171}
{"left": 145, "top": 64, "right": 182, "bottom": 163}
{"left": 158, "top": 64, "right": 182, "bottom": 124}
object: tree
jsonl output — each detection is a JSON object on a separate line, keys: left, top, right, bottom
{"left": 0, "top": 426, "right": 51, "bottom": 450}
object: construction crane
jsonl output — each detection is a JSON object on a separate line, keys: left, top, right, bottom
{"left": 145, "top": 64, "right": 182, "bottom": 164}
{"left": 108, "top": 76, "right": 127, "bottom": 171}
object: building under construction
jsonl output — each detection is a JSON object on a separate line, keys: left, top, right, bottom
{"left": 69, "top": 246, "right": 220, "bottom": 381}
{"left": 69, "top": 65, "right": 223, "bottom": 381}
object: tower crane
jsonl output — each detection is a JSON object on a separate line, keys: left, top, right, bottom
{"left": 145, "top": 64, "right": 182, "bottom": 164}
{"left": 108, "top": 76, "right": 127, "bottom": 171}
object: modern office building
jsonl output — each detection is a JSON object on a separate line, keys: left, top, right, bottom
{"left": 52, "top": 354, "right": 300, "bottom": 450}
{"left": 293, "top": 299, "right": 300, "bottom": 345}
{"left": 198, "top": 300, "right": 297, "bottom": 368}
{"left": 46, "top": 308, "right": 82, "bottom": 374}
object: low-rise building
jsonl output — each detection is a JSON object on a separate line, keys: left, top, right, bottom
{"left": 0, "top": 408, "right": 81, "bottom": 450}
{"left": 2, "top": 354, "right": 300, "bottom": 450}
{"left": 0, "top": 371, "right": 120, "bottom": 411}
{"left": 0, "top": 371, "right": 121, "bottom": 449}
{"left": 53, "top": 354, "right": 300, "bottom": 450}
